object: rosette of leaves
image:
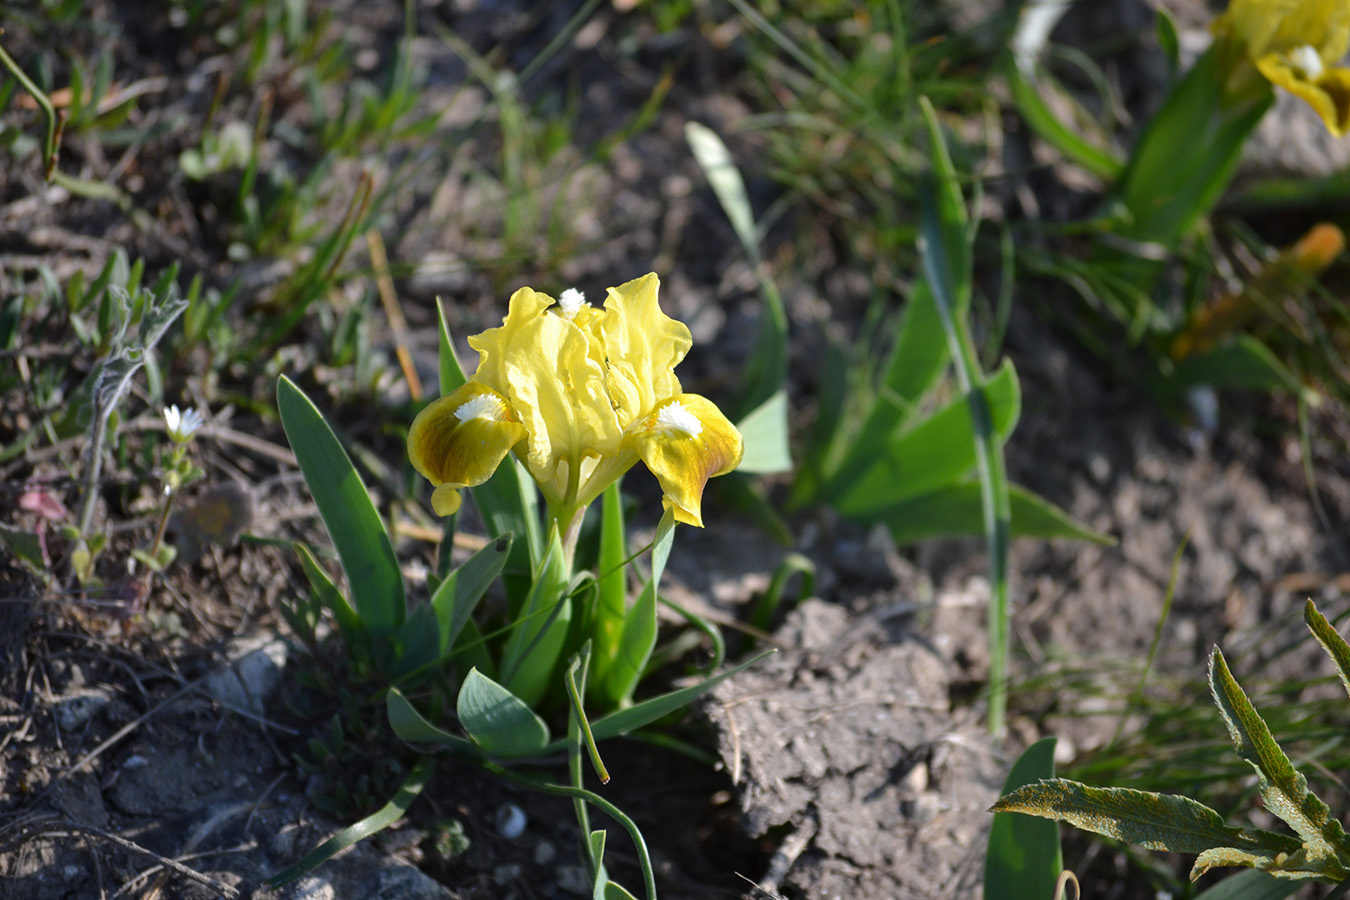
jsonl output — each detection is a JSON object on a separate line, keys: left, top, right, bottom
{"left": 993, "top": 600, "right": 1350, "bottom": 886}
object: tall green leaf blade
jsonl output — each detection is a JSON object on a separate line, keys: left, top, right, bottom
{"left": 991, "top": 779, "right": 1301, "bottom": 857}
{"left": 829, "top": 361, "right": 1019, "bottom": 514}
{"left": 685, "top": 120, "right": 787, "bottom": 419}
{"left": 601, "top": 508, "right": 675, "bottom": 706}
{"left": 432, "top": 532, "right": 513, "bottom": 656}
{"left": 500, "top": 530, "right": 572, "bottom": 707}
{"left": 876, "top": 482, "right": 1113, "bottom": 545}
{"left": 1304, "top": 600, "right": 1350, "bottom": 702}
{"left": 436, "top": 296, "right": 468, "bottom": 394}
{"left": 293, "top": 541, "right": 366, "bottom": 647}
{"left": 277, "top": 375, "right": 404, "bottom": 634}
{"left": 985, "top": 737, "right": 1062, "bottom": 900}
{"left": 591, "top": 483, "right": 628, "bottom": 693}
{"left": 1208, "top": 648, "right": 1350, "bottom": 866}
{"left": 457, "top": 668, "right": 551, "bottom": 757}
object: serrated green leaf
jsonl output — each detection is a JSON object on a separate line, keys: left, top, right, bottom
{"left": 1208, "top": 648, "right": 1350, "bottom": 870}
{"left": 991, "top": 779, "right": 1301, "bottom": 857}
{"left": 1304, "top": 600, "right": 1350, "bottom": 702}
{"left": 457, "top": 668, "right": 550, "bottom": 757}
{"left": 986, "top": 737, "right": 1062, "bottom": 900}
{"left": 278, "top": 376, "right": 405, "bottom": 634}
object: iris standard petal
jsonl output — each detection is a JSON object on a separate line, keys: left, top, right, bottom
{"left": 624, "top": 393, "right": 743, "bottom": 528}
{"left": 407, "top": 382, "right": 527, "bottom": 516}
{"left": 600, "top": 274, "right": 692, "bottom": 426}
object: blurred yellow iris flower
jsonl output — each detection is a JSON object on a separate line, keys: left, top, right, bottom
{"left": 408, "top": 273, "right": 743, "bottom": 530}
{"left": 1217, "top": 0, "right": 1350, "bottom": 136}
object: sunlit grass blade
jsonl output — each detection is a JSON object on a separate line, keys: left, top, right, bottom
{"left": 277, "top": 375, "right": 405, "bottom": 635}
{"left": 591, "top": 482, "right": 628, "bottom": 693}
{"left": 685, "top": 120, "right": 789, "bottom": 424}
{"left": 917, "top": 95, "right": 1010, "bottom": 735}
{"left": 986, "top": 737, "right": 1062, "bottom": 900}
{"left": 265, "top": 757, "right": 434, "bottom": 887}
{"left": 1005, "top": 60, "right": 1122, "bottom": 181}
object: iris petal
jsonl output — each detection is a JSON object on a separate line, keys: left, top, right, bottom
{"left": 601, "top": 274, "right": 692, "bottom": 427}
{"left": 625, "top": 393, "right": 743, "bottom": 527}
{"left": 407, "top": 382, "right": 527, "bottom": 517}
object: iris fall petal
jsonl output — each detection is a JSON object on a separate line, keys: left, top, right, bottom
{"left": 625, "top": 393, "right": 743, "bottom": 527}
{"left": 407, "top": 382, "right": 527, "bottom": 516}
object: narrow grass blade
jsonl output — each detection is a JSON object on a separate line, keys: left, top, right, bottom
{"left": 1006, "top": 60, "right": 1121, "bottom": 181}
{"left": 985, "top": 737, "right": 1062, "bottom": 900}
{"left": 265, "top": 757, "right": 433, "bottom": 887}
{"left": 1208, "top": 648, "right": 1350, "bottom": 864}
{"left": 458, "top": 668, "right": 551, "bottom": 757}
{"left": 991, "top": 779, "right": 1301, "bottom": 857}
{"left": 685, "top": 120, "right": 788, "bottom": 419}
{"left": 1305, "top": 600, "right": 1350, "bottom": 701}
{"left": 917, "top": 95, "right": 1010, "bottom": 735}
{"left": 277, "top": 375, "right": 404, "bottom": 634}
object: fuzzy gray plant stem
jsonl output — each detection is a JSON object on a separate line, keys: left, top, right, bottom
{"left": 75, "top": 388, "right": 115, "bottom": 539}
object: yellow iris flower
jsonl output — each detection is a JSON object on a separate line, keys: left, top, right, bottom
{"left": 408, "top": 273, "right": 743, "bottom": 530}
{"left": 1216, "top": 0, "right": 1350, "bottom": 136}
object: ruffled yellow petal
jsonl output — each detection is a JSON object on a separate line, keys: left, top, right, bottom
{"left": 468, "top": 286, "right": 621, "bottom": 502}
{"left": 624, "top": 393, "right": 742, "bottom": 528}
{"left": 600, "top": 274, "right": 692, "bottom": 427}
{"left": 1257, "top": 54, "right": 1350, "bottom": 136}
{"left": 407, "top": 382, "right": 527, "bottom": 517}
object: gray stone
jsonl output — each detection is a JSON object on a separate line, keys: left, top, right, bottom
{"left": 204, "top": 637, "right": 288, "bottom": 714}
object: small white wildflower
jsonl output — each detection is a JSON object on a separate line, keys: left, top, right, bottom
{"left": 164, "top": 404, "right": 205, "bottom": 442}
{"left": 557, "top": 287, "right": 588, "bottom": 320}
